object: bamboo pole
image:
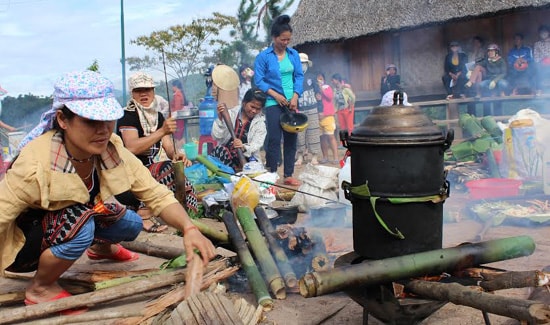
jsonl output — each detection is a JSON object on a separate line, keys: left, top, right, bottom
{"left": 0, "top": 259, "right": 227, "bottom": 324}
{"left": 221, "top": 211, "right": 273, "bottom": 310}
{"left": 254, "top": 206, "right": 297, "bottom": 288}
{"left": 405, "top": 280, "right": 550, "bottom": 323}
{"left": 299, "top": 235, "right": 536, "bottom": 298}
{"left": 236, "top": 207, "right": 286, "bottom": 300}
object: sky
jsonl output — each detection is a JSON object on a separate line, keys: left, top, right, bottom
{"left": 0, "top": 0, "right": 298, "bottom": 97}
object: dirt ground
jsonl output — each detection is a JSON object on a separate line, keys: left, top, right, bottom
{"left": 1, "top": 161, "right": 549, "bottom": 324}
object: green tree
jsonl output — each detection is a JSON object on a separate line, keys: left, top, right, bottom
{"left": 127, "top": 13, "right": 237, "bottom": 83}
{"left": 256, "top": 0, "right": 295, "bottom": 43}
{"left": 1, "top": 94, "right": 52, "bottom": 130}
{"left": 212, "top": 0, "right": 266, "bottom": 68}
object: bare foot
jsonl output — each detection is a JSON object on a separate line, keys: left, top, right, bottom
{"left": 26, "top": 282, "right": 65, "bottom": 304}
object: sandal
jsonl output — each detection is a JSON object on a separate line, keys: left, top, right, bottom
{"left": 25, "top": 290, "right": 88, "bottom": 315}
{"left": 142, "top": 216, "right": 168, "bottom": 233}
{"left": 86, "top": 243, "right": 139, "bottom": 262}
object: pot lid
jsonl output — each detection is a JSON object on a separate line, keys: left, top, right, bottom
{"left": 351, "top": 100, "right": 444, "bottom": 144}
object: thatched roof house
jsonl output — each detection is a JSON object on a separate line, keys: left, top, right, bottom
{"left": 290, "top": 0, "right": 550, "bottom": 101}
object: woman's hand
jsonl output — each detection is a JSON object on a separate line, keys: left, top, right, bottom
{"left": 289, "top": 95, "right": 299, "bottom": 111}
{"left": 274, "top": 93, "right": 289, "bottom": 107}
{"left": 217, "top": 103, "right": 227, "bottom": 121}
{"left": 182, "top": 227, "right": 217, "bottom": 266}
{"left": 161, "top": 117, "right": 177, "bottom": 135}
{"left": 233, "top": 138, "right": 244, "bottom": 149}
{"left": 173, "top": 152, "right": 192, "bottom": 167}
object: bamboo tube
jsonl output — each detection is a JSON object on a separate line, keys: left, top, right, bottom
{"left": 236, "top": 207, "right": 286, "bottom": 299}
{"left": 254, "top": 206, "right": 297, "bottom": 288}
{"left": 173, "top": 160, "right": 187, "bottom": 206}
{"left": 120, "top": 241, "right": 184, "bottom": 259}
{"left": 196, "top": 155, "right": 231, "bottom": 180}
{"left": 191, "top": 218, "right": 229, "bottom": 244}
{"left": 299, "top": 235, "right": 536, "bottom": 298}
{"left": 221, "top": 211, "right": 273, "bottom": 310}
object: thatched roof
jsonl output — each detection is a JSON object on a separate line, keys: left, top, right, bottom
{"left": 291, "top": 0, "right": 550, "bottom": 46}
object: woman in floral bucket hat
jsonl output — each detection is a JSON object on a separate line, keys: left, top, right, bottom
{"left": 0, "top": 71, "right": 215, "bottom": 314}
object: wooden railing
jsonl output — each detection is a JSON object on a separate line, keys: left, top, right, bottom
{"left": 353, "top": 94, "right": 550, "bottom": 141}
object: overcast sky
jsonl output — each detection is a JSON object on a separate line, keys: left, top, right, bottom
{"left": 0, "top": 0, "right": 297, "bottom": 97}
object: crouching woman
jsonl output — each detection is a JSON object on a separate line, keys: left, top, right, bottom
{"left": 211, "top": 88, "right": 267, "bottom": 170}
{"left": 0, "top": 71, "right": 215, "bottom": 314}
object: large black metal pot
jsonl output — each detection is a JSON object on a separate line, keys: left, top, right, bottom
{"left": 341, "top": 91, "right": 453, "bottom": 259}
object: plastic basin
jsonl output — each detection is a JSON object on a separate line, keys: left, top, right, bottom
{"left": 465, "top": 178, "right": 523, "bottom": 200}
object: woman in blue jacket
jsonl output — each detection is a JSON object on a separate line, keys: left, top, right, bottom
{"left": 254, "top": 15, "right": 304, "bottom": 186}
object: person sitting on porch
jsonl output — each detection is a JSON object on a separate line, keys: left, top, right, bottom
{"left": 0, "top": 71, "right": 216, "bottom": 315}
{"left": 380, "top": 64, "right": 401, "bottom": 96}
{"left": 534, "top": 25, "right": 550, "bottom": 95}
{"left": 472, "top": 44, "right": 509, "bottom": 98}
{"left": 211, "top": 88, "right": 267, "bottom": 170}
{"left": 464, "top": 36, "right": 486, "bottom": 91}
{"left": 116, "top": 72, "right": 198, "bottom": 233}
{"left": 507, "top": 33, "right": 535, "bottom": 95}
{"left": 442, "top": 41, "right": 468, "bottom": 99}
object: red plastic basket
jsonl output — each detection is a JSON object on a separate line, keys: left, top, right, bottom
{"left": 465, "top": 178, "right": 523, "bottom": 200}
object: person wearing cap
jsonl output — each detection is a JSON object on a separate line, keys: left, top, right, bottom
{"left": 117, "top": 72, "right": 199, "bottom": 232}
{"left": 380, "top": 64, "right": 401, "bottom": 96}
{"left": 295, "top": 52, "right": 321, "bottom": 166}
{"left": 1, "top": 71, "right": 215, "bottom": 313}
{"left": 238, "top": 64, "right": 255, "bottom": 102}
{"left": 211, "top": 88, "right": 267, "bottom": 170}
{"left": 477, "top": 43, "right": 509, "bottom": 98}
{"left": 442, "top": 41, "right": 468, "bottom": 99}
{"left": 212, "top": 64, "right": 240, "bottom": 109}
{"left": 254, "top": 15, "right": 304, "bottom": 186}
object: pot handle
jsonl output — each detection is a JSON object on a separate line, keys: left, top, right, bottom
{"left": 339, "top": 130, "right": 349, "bottom": 148}
{"left": 392, "top": 90, "right": 404, "bottom": 106}
{"left": 443, "top": 129, "right": 454, "bottom": 151}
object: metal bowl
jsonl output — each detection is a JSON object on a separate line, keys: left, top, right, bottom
{"left": 269, "top": 205, "right": 299, "bottom": 226}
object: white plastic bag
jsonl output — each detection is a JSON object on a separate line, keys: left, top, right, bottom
{"left": 290, "top": 164, "right": 339, "bottom": 211}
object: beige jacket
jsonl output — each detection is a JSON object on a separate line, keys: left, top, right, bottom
{"left": 0, "top": 131, "right": 178, "bottom": 272}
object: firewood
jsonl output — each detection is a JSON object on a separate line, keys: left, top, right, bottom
{"left": 164, "top": 292, "right": 244, "bottom": 325}
{"left": 0, "top": 259, "right": 229, "bottom": 324}
{"left": 479, "top": 270, "right": 550, "bottom": 292}
{"left": 405, "top": 280, "right": 550, "bottom": 323}
{"left": 183, "top": 253, "right": 205, "bottom": 299}
{"left": 118, "top": 264, "right": 239, "bottom": 325}
{"left": 24, "top": 310, "right": 142, "bottom": 325}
